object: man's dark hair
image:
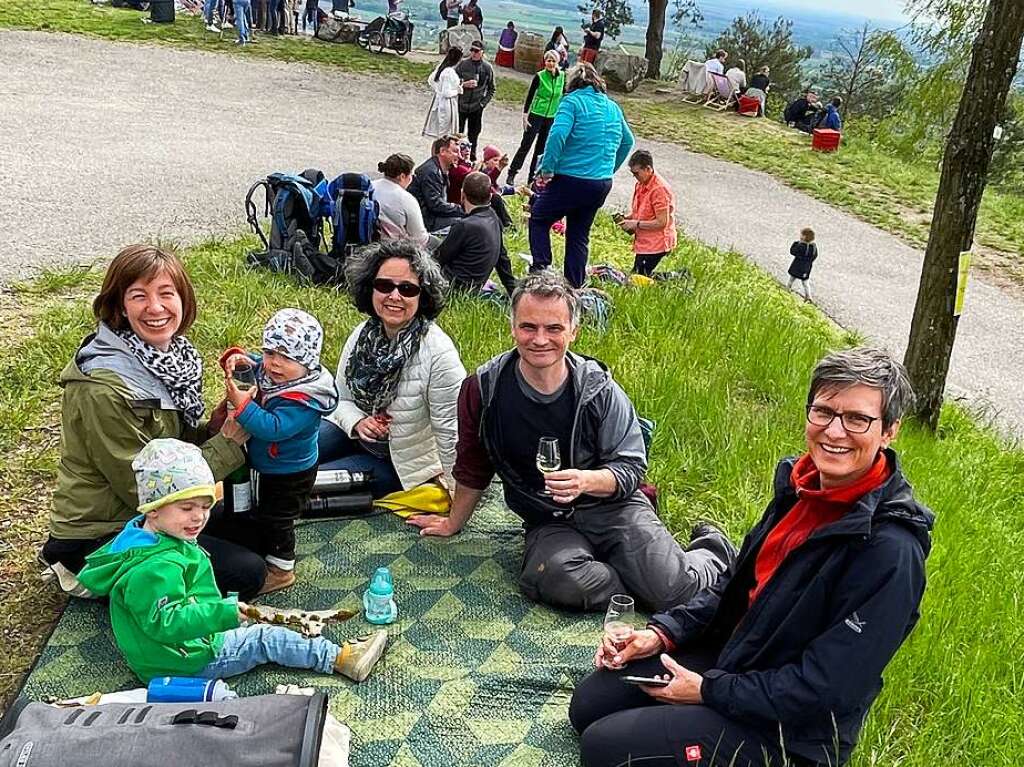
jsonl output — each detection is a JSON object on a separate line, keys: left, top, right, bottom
{"left": 592, "top": 8, "right": 602, "bottom": 17}
{"left": 431, "top": 134, "right": 459, "bottom": 155}
{"left": 628, "top": 149, "right": 653, "bottom": 170}
{"left": 831, "top": 96, "right": 843, "bottom": 108}
{"left": 462, "top": 172, "right": 492, "bottom": 206}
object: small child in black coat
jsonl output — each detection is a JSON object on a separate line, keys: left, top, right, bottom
{"left": 787, "top": 227, "right": 818, "bottom": 301}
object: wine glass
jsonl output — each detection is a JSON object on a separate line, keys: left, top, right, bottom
{"left": 604, "top": 594, "right": 635, "bottom": 658}
{"left": 232, "top": 362, "right": 257, "bottom": 393}
{"left": 536, "top": 437, "right": 561, "bottom": 495}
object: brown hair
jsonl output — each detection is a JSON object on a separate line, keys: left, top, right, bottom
{"left": 378, "top": 153, "right": 415, "bottom": 179}
{"left": 567, "top": 62, "right": 607, "bottom": 94}
{"left": 801, "top": 227, "right": 815, "bottom": 241}
{"left": 92, "top": 244, "right": 197, "bottom": 335}
{"left": 431, "top": 133, "right": 461, "bottom": 156}
{"left": 462, "top": 172, "right": 492, "bottom": 206}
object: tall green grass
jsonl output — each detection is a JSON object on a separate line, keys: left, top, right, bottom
{"left": 0, "top": 217, "right": 1021, "bottom": 762}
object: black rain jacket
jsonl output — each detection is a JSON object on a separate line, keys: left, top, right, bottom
{"left": 650, "top": 449, "right": 933, "bottom": 765}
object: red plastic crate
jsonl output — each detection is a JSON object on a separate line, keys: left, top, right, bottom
{"left": 812, "top": 128, "right": 841, "bottom": 152}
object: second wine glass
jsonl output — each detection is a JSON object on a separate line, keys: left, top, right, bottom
{"left": 536, "top": 436, "right": 561, "bottom": 496}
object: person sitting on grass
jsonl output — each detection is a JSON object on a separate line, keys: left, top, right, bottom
{"left": 409, "top": 134, "right": 466, "bottom": 232}
{"left": 569, "top": 347, "right": 933, "bottom": 767}
{"left": 219, "top": 308, "right": 339, "bottom": 596}
{"left": 435, "top": 171, "right": 516, "bottom": 295}
{"left": 618, "top": 149, "right": 676, "bottom": 278}
{"left": 408, "top": 271, "right": 736, "bottom": 612}
{"left": 784, "top": 89, "right": 822, "bottom": 133}
{"left": 42, "top": 244, "right": 265, "bottom": 600}
{"left": 819, "top": 96, "right": 843, "bottom": 132}
{"left": 77, "top": 439, "right": 388, "bottom": 685}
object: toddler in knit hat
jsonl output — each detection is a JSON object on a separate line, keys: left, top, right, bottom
{"left": 221, "top": 308, "right": 339, "bottom": 595}
{"left": 78, "top": 438, "right": 387, "bottom": 685}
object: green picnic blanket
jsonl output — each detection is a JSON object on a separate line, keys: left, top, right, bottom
{"left": 21, "top": 497, "right": 596, "bottom": 766}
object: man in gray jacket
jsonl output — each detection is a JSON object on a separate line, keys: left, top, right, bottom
{"left": 454, "top": 40, "right": 495, "bottom": 161}
{"left": 408, "top": 271, "right": 736, "bottom": 611}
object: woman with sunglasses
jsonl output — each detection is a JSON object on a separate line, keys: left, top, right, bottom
{"left": 317, "top": 240, "right": 466, "bottom": 499}
{"left": 570, "top": 347, "right": 934, "bottom": 767}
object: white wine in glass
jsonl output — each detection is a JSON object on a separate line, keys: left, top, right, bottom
{"left": 536, "top": 437, "right": 561, "bottom": 495}
{"left": 604, "top": 594, "right": 635, "bottom": 652}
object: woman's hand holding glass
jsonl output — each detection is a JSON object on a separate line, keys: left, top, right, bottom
{"left": 594, "top": 628, "right": 664, "bottom": 670}
{"left": 355, "top": 413, "right": 391, "bottom": 442}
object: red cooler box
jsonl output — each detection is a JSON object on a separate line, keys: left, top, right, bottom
{"left": 812, "top": 128, "right": 841, "bottom": 152}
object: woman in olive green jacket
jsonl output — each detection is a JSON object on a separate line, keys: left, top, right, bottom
{"left": 41, "top": 245, "right": 267, "bottom": 599}
{"left": 505, "top": 50, "right": 566, "bottom": 186}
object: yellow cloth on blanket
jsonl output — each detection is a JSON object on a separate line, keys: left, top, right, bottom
{"left": 373, "top": 483, "right": 451, "bottom": 518}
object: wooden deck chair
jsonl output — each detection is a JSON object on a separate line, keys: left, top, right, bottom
{"left": 704, "top": 71, "right": 737, "bottom": 111}
{"left": 678, "top": 60, "right": 708, "bottom": 104}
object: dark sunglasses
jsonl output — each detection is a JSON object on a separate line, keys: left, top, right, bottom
{"left": 373, "top": 278, "right": 421, "bottom": 298}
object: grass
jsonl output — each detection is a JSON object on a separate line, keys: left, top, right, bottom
{"left": 1, "top": 212, "right": 1022, "bottom": 764}
{"left": 3, "top": 0, "right": 1023, "bottom": 286}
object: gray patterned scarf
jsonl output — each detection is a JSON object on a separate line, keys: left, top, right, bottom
{"left": 345, "top": 316, "right": 428, "bottom": 415}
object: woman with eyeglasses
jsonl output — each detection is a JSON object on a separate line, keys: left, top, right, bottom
{"left": 570, "top": 347, "right": 934, "bottom": 767}
{"left": 317, "top": 240, "right": 466, "bottom": 499}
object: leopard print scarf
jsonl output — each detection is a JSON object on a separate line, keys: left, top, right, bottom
{"left": 116, "top": 329, "right": 206, "bottom": 427}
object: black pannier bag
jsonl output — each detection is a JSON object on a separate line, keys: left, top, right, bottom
{"left": 0, "top": 692, "right": 327, "bottom": 767}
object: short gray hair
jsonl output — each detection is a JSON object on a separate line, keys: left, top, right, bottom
{"left": 510, "top": 269, "right": 580, "bottom": 328}
{"left": 808, "top": 347, "right": 915, "bottom": 430}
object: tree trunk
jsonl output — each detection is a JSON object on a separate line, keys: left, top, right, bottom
{"left": 644, "top": 0, "right": 668, "bottom": 80}
{"left": 904, "top": 0, "right": 1024, "bottom": 430}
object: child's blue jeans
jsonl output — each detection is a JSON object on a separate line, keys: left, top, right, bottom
{"left": 196, "top": 624, "right": 340, "bottom": 679}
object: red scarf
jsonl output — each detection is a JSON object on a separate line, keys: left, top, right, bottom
{"left": 748, "top": 452, "right": 890, "bottom": 607}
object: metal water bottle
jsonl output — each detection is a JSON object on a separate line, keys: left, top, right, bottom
{"left": 146, "top": 676, "right": 237, "bottom": 703}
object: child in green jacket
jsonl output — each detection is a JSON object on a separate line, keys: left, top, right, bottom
{"left": 78, "top": 438, "right": 387, "bottom": 683}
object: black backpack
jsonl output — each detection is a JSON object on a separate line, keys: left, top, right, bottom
{"left": 438, "top": 0, "right": 446, "bottom": 18}
{"left": 244, "top": 169, "right": 341, "bottom": 284}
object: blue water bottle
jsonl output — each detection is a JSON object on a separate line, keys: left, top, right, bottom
{"left": 362, "top": 566, "right": 398, "bottom": 625}
{"left": 147, "top": 676, "right": 237, "bottom": 702}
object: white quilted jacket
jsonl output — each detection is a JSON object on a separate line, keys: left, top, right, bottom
{"left": 327, "top": 320, "right": 466, "bottom": 490}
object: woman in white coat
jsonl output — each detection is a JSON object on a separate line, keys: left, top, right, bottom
{"left": 423, "top": 47, "right": 464, "bottom": 138}
{"left": 318, "top": 240, "right": 466, "bottom": 498}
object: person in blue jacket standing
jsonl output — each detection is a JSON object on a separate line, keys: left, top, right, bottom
{"left": 529, "top": 63, "right": 634, "bottom": 288}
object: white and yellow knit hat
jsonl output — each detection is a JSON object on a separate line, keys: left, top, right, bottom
{"left": 133, "top": 438, "right": 216, "bottom": 513}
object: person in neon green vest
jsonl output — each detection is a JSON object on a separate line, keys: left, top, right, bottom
{"left": 505, "top": 50, "right": 566, "bottom": 187}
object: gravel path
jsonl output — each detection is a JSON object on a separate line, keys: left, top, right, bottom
{"left": 2, "top": 30, "right": 1022, "bottom": 438}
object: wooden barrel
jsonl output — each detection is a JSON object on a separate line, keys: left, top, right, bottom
{"left": 514, "top": 32, "right": 546, "bottom": 75}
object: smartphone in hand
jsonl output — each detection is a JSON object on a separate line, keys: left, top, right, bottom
{"left": 622, "top": 675, "right": 670, "bottom": 687}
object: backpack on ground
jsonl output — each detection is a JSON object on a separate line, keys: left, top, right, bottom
{"left": 245, "top": 169, "right": 341, "bottom": 284}
{"left": 325, "top": 172, "right": 380, "bottom": 263}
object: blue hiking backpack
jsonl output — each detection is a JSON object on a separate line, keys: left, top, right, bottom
{"left": 245, "top": 169, "right": 341, "bottom": 283}
{"left": 326, "top": 173, "right": 380, "bottom": 262}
